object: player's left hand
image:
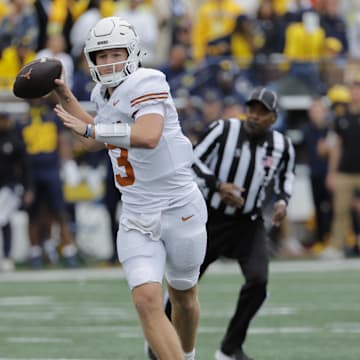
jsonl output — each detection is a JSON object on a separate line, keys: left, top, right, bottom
{"left": 54, "top": 104, "right": 87, "bottom": 136}
{"left": 272, "top": 200, "right": 287, "bottom": 226}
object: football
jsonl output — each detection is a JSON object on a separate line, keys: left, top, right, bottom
{"left": 13, "top": 57, "right": 62, "bottom": 99}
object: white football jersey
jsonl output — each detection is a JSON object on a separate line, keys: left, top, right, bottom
{"left": 91, "top": 68, "right": 196, "bottom": 212}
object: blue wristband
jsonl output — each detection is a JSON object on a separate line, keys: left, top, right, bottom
{"left": 83, "top": 124, "right": 92, "bottom": 138}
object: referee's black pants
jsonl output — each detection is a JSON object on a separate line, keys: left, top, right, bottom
{"left": 165, "top": 208, "right": 269, "bottom": 355}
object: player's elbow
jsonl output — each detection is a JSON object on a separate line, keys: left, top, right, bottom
{"left": 141, "top": 135, "right": 160, "bottom": 149}
{"left": 133, "top": 114, "right": 163, "bottom": 149}
{"left": 135, "top": 129, "right": 161, "bottom": 149}
{"left": 82, "top": 139, "right": 105, "bottom": 152}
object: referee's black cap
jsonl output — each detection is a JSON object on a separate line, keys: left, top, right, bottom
{"left": 246, "top": 87, "right": 278, "bottom": 113}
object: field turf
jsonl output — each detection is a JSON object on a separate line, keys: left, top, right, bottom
{"left": 0, "top": 259, "right": 359, "bottom": 360}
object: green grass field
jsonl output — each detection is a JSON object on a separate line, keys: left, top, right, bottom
{"left": 0, "top": 259, "right": 360, "bottom": 360}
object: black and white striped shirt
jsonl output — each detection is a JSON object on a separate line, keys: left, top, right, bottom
{"left": 192, "top": 118, "right": 296, "bottom": 216}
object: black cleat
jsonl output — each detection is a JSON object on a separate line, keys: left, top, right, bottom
{"left": 234, "top": 348, "right": 254, "bottom": 360}
{"left": 215, "top": 348, "right": 254, "bottom": 360}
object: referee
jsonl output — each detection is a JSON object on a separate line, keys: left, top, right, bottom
{"left": 149, "top": 87, "right": 296, "bottom": 360}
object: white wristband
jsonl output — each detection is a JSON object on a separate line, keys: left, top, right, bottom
{"left": 94, "top": 123, "right": 131, "bottom": 148}
{"left": 83, "top": 124, "right": 92, "bottom": 138}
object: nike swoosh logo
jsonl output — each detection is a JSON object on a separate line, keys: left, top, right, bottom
{"left": 181, "top": 215, "right": 194, "bottom": 222}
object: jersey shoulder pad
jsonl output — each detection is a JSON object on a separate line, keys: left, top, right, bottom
{"left": 128, "top": 68, "right": 170, "bottom": 111}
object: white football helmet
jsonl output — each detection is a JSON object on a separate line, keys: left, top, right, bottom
{"left": 84, "top": 17, "right": 141, "bottom": 87}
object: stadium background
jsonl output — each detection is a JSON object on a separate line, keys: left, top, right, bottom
{"left": 1, "top": 0, "right": 360, "bottom": 261}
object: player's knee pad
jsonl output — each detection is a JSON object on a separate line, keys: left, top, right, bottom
{"left": 166, "top": 270, "right": 199, "bottom": 291}
{"left": 167, "top": 278, "right": 196, "bottom": 291}
{"left": 123, "top": 262, "right": 160, "bottom": 290}
{"left": 122, "top": 251, "right": 166, "bottom": 290}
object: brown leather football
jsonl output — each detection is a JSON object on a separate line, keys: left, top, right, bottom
{"left": 13, "top": 57, "right": 62, "bottom": 99}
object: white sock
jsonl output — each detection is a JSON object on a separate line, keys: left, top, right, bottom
{"left": 44, "top": 238, "right": 59, "bottom": 263}
{"left": 184, "top": 349, "right": 195, "bottom": 360}
{"left": 62, "top": 244, "right": 77, "bottom": 257}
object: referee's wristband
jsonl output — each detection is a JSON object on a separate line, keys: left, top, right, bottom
{"left": 83, "top": 124, "right": 92, "bottom": 138}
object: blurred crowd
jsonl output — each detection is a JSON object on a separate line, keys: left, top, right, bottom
{"left": 1, "top": 0, "right": 360, "bottom": 271}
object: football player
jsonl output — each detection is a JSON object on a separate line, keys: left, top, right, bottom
{"left": 53, "top": 17, "right": 207, "bottom": 360}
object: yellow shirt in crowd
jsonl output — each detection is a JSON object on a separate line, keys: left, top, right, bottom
{"left": 0, "top": 47, "right": 36, "bottom": 90}
{"left": 284, "top": 22, "right": 326, "bottom": 63}
{"left": 192, "top": 0, "right": 243, "bottom": 62}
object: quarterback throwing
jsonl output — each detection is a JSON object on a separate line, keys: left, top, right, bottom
{"left": 53, "top": 17, "right": 207, "bottom": 360}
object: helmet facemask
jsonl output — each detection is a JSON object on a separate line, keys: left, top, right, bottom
{"left": 84, "top": 17, "right": 142, "bottom": 87}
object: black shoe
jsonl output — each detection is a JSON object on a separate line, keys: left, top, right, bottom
{"left": 233, "top": 348, "right": 254, "bottom": 360}
{"left": 215, "top": 348, "right": 254, "bottom": 360}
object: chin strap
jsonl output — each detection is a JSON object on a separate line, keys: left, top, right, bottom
{"left": 95, "top": 123, "right": 131, "bottom": 148}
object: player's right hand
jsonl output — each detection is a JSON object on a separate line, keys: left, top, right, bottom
{"left": 53, "top": 67, "right": 68, "bottom": 94}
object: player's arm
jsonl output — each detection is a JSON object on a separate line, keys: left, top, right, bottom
{"left": 53, "top": 105, "right": 105, "bottom": 151}
{"left": 92, "top": 112, "right": 164, "bottom": 149}
{"left": 53, "top": 71, "right": 94, "bottom": 125}
{"left": 128, "top": 113, "right": 163, "bottom": 148}
{"left": 54, "top": 104, "right": 163, "bottom": 149}
{"left": 74, "top": 134, "right": 106, "bottom": 152}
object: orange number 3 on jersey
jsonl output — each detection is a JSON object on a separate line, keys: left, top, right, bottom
{"left": 107, "top": 145, "right": 135, "bottom": 187}
{"left": 116, "top": 148, "right": 135, "bottom": 186}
